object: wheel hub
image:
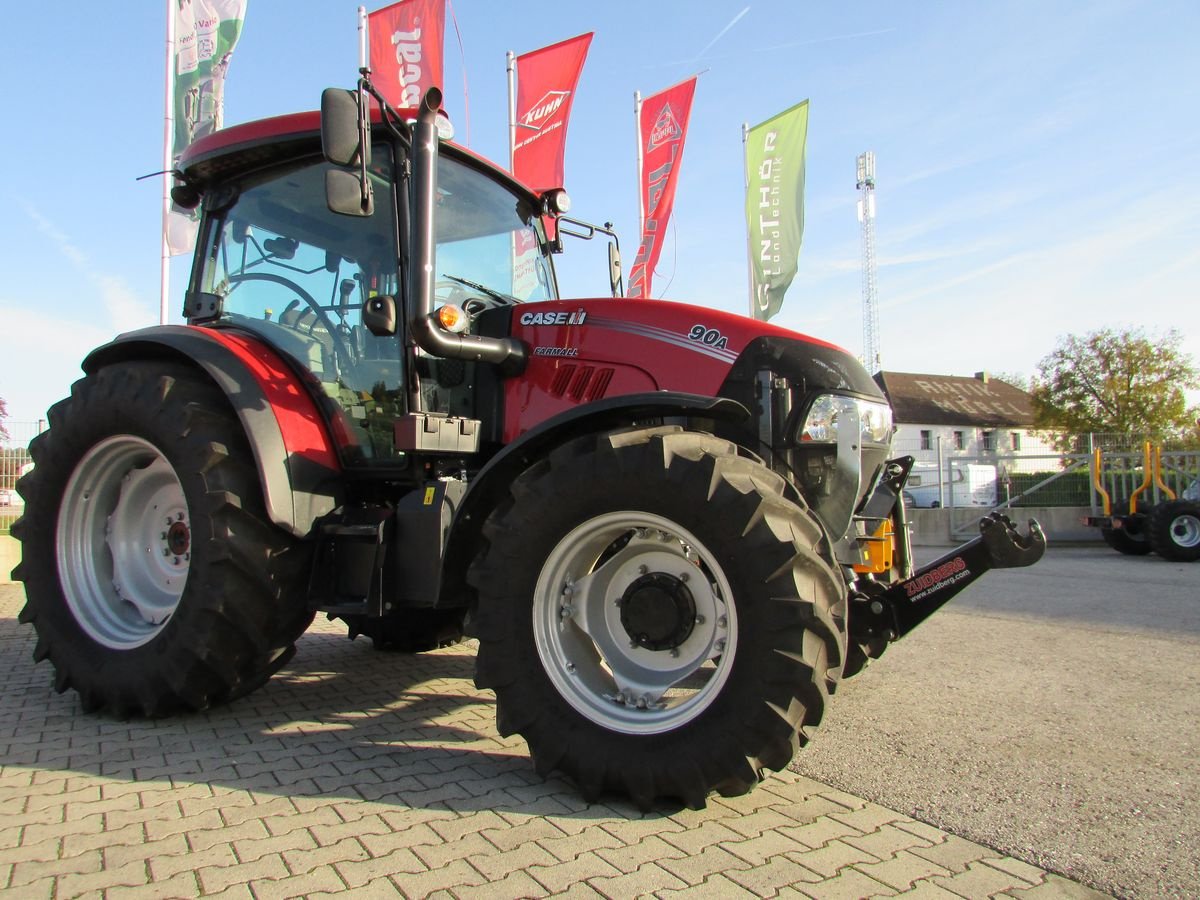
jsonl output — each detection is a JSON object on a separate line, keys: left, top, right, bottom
{"left": 620, "top": 573, "right": 697, "bottom": 651}
{"left": 166, "top": 520, "right": 191, "bottom": 556}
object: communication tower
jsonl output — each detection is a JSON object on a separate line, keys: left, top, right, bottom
{"left": 856, "top": 151, "right": 880, "bottom": 373}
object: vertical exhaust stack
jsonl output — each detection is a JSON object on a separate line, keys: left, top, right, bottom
{"left": 407, "top": 88, "right": 528, "bottom": 374}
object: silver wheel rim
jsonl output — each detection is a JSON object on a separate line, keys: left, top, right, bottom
{"left": 533, "top": 511, "right": 737, "bottom": 735}
{"left": 56, "top": 436, "right": 191, "bottom": 649}
{"left": 1169, "top": 513, "right": 1200, "bottom": 549}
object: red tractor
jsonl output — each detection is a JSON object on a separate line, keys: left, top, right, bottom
{"left": 13, "top": 82, "right": 1044, "bottom": 808}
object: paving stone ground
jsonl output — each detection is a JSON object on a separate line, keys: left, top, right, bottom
{"left": 0, "top": 585, "right": 1111, "bottom": 899}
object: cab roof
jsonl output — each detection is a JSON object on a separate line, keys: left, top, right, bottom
{"left": 179, "top": 108, "right": 531, "bottom": 197}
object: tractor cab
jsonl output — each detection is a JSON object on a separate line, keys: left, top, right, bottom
{"left": 178, "top": 101, "right": 557, "bottom": 470}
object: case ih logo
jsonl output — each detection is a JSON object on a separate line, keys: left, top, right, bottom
{"left": 647, "top": 103, "right": 682, "bottom": 152}
{"left": 521, "top": 91, "right": 570, "bottom": 131}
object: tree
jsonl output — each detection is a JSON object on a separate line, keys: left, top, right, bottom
{"left": 0, "top": 395, "right": 8, "bottom": 443}
{"left": 1031, "top": 327, "right": 1200, "bottom": 443}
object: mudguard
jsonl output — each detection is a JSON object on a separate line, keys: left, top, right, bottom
{"left": 83, "top": 325, "right": 342, "bottom": 537}
{"left": 440, "top": 392, "right": 751, "bottom": 606}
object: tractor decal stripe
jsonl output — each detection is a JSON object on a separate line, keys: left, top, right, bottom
{"left": 585, "top": 316, "right": 739, "bottom": 363}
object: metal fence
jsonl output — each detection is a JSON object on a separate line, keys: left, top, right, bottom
{"left": 890, "top": 432, "right": 1200, "bottom": 511}
{"left": 1, "top": 420, "right": 42, "bottom": 536}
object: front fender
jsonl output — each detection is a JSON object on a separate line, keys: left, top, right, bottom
{"left": 84, "top": 325, "right": 342, "bottom": 538}
{"left": 439, "top": 392, "right": 750, "bottom": 608}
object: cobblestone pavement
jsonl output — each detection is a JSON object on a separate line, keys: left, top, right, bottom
{"left": 0, "top": 585, "right": 1110, "bottom": 899}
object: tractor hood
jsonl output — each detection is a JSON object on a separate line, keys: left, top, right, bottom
{"left": 506, "top": 297, "right": 882, "bottom": 409}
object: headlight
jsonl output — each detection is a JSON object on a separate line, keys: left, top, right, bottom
{"left": 798, "top": 395, "right": 893, "bottom": 445}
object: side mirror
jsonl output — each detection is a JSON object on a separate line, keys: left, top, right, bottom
{"left": 321, "top": 88, "right": 370, "bottom": 167}
{"left": 322, "top": 87, "right": 373, "bottom": 217}
{"left": 325, "top": 169, "right": 374, "bottom": 217}
{"left": 608, "top": 241, "right": 623, "bottom": 297}
{"left": 362, "top": 295, "right": 397, "bottom": 336}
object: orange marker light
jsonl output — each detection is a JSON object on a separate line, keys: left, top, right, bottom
{"left": 437, "top": 304, "right": 469, "bottom": 333}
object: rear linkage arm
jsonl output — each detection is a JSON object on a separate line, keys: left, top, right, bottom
{"left": 850, "top": 512, "right": 1046, "bottom": 646}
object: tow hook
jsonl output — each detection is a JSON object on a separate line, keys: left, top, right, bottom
{"left": 850, "top": 512, "right": 1046, "bottom": 645}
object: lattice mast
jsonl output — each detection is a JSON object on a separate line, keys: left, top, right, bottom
{"left": 856, "top": 151, "right": 880, "bottom": 373}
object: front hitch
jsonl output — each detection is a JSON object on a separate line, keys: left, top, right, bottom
{"left": 850, "top": 512, "right": 1046, "bottom": 645}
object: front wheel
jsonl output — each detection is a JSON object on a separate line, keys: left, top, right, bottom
{"left": 1147, "top": 500, "right": 1200, "bottom": 562}
{"left": 14, "top": 362, "right": 313, "bottom": 716}
{"left": 468, "top": 427, "right": 847, "bottom": 809}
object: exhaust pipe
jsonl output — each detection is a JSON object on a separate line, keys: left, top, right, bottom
{"left": 408, "top": 88, "right": 527, "bottom": 374}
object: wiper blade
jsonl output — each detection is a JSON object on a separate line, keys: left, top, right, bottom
{"left": 441, "top": 274, "right": 518, "bottom": 305}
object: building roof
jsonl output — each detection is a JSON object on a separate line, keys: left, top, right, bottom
{"left": 874, "top": 371, "right": 1035, "bottom": 428}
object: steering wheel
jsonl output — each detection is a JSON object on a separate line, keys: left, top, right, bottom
{"left": 227, "top": 272, "right": 355, "bottom": 375}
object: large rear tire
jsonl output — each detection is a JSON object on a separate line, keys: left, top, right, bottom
{"left": 1100, "top": 522, "right": 1152, "bottom": 555}
{"left": 13, "top": 362, "right": 314, "bottom": 716}
{"left": 1147, "top": 500, "right": 1200, "bottom": 562}
{"left": 468, "top": 427, "right": 847, "bottom": 809}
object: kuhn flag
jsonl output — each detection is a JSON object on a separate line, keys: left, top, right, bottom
{"left": 167, "top": 0, "right": 247, "bottom": 255}
{"left": 368, "top": 0, "right": 445, "bottom": 110}
{"left": 512, "top": 32, "right": 593, "bottom": 192}
{"left": 745, "top": 100, "right": 808, "bottom": 321}
{"left": 627, "top": 76, "right": 697, "bottom": 300}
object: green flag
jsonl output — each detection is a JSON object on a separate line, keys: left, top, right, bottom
{"left": 169, "top": 0, "right": 247, "bottom": 254}
{"left": 745, "top": 100, "right": 808, "bottom": 321}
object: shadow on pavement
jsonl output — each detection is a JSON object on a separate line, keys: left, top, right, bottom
{"left": 0, "top": 609, "right": 667, "bottom": 821}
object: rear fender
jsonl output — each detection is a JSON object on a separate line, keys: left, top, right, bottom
{"left": 83, "top": 325, "right": 342, "bottom": 538}
{"left": 441, "top": 393, "right": 750, "bottom": 609}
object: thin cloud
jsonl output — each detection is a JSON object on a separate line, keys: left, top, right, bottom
{"left": 694, "top": 6, "right": 750, "bottom": 62}
{"left": 22, "top": 203, "right": 153, "bottom": 334}
{"left": 654, "top": 27, "right": 896, "bottom": 68}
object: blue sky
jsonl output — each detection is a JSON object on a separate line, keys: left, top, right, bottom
{"left": 1, "top": 0, "right": 1198, "bottom": 426}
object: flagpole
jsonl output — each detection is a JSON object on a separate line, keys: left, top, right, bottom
{"left": 506, "top": 51, "right": 516, "bottom": 171}
{"left": 357, "top": 5, "right": 369, "bottom": 71}
{"left": 634, "top": 90, "right": 644, "bottom": 237}
{"left": 160, "top": 2, "right": 175, "bottom": 327}
{"left": 742, "top": 121, "right": 754, "bottom": 318}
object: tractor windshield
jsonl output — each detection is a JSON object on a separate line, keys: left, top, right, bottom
{"left": 434, "top": 154, "right": 557, "bottom": 306}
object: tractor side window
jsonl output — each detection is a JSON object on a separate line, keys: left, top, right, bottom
{"left": 196, "top": 148, "right": 407, "bottom": 466}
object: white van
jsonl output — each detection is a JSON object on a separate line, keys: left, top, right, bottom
{"left": 905, "top": 462, "right": 997, "bottom": 508}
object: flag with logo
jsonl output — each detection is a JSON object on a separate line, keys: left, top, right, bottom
{"left": 368, "top": 0, "right": 445, "bottom": 110}
{"left": 745, "top": 100, "right": 808, "bottom": 321}
{"left": 167, "top": 0, "right": 247, "bottom": 255}
{"left": 511, "top": 32, "right": 593, "bottom": 192}
{"left": 627, "top": 76, "right": 697, "bottom": 300}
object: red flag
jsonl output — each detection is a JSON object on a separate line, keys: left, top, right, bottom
{"left": 628, "top": 77, "right": 697, "bottom": 299}
{"left": 512, "top": 33, "right": 593, "bottom": 192}
{"left": 368, "top": 0, "right": 445, "bottom": 109}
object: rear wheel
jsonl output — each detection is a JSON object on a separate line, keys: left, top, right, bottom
{"left": 1100, "top": 521, "right": 1152, "bottom": 556}
{"left": 13, "top": 363, "right": 313, "bottom": 715}
{"left": 1147, "top": 500, "right": 1200, "bottom": 562}
{"left": 468, "top": 427, "right": 847, "bottom": 809}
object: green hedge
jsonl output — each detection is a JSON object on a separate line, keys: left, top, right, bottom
{"left": 1007, "top": 470, "right": 1093, "bottom": 507}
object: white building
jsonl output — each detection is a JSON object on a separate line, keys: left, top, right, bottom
{"left": 873, "top": 371, "right": 1040, "bottom": 463}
